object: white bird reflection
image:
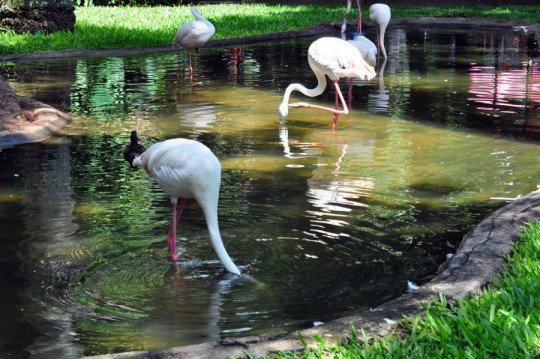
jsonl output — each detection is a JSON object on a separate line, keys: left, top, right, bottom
{"left": 368, "top": 59, "right": 390, "bottom": 113}
{"left": 278, "top": 124, "right": 376, "bottom": 234}
{"left": 19, "top": 143, "right": 86, "bottom": 358}
{"left": 176, "top": 102, "right": 217, "bottom": 133}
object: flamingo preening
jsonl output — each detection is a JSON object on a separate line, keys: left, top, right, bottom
{"left": 278, "top": 37, "right": 376, "bottom": 130}
{"left": 123, "top": 131, "right": 145, "bottom": 169}
{"left": 173, "top": 7, "right": 215, "bottom": 81}
{"left": 124, "top": 134, "right": 241, "bottom": 275}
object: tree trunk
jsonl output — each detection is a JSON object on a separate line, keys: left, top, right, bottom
{"left": 0, "top": 0, "right": 75, "bottom": 34}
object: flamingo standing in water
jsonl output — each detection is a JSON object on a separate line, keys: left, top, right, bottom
{"left": 341, "top": 0, "right": 362, "bottom": 34}
{"left": 124, "top": 136, "right": 241, "bottom": 275}
{"left": 173, "top": 7, "right": 215, "bottom": 81}
{"left": 369, "top": 3, "right": 391, "bottom": 59}
{"left": 123, "top": 131, "right": 145, "bottom": 169}
{"left": 278, "top": 37, "right": 376, "bottom": 130}
{"left": 343, "top": 0, "right": 377, "bottom": 67}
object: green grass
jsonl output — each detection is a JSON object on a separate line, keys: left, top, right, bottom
{"left": 1, "top": 4, "right": 539, "bottom": 56}
{"left": 270, "top": 221, "right": 540, "bottom": 358}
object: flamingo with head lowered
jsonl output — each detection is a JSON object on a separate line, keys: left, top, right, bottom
{"left": 124, "top": 134, "right": 241, "bottom": 275}
{"left": 369, "top": 3, "right": 391, "bottom": 59}
{"left": 173, "top": 7, "right": 215, "bottom": 81}
{"left": 278, "top": 37, "right": 376, "bottom": 130}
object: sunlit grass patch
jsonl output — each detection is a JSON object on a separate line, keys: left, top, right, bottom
{"left": 1, "top": 5, "right": 539, "bottom": 56}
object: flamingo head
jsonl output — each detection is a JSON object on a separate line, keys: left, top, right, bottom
{"left": 123, "top": 130, "right": 146, "bottom": 168}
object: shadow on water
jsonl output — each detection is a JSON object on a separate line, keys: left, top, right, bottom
{"left": 1, "top": 24, "right": 540, "bottom": 357}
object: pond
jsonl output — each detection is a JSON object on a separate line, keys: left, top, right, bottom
{"left": 1, "top": 24, "right": 540, "bottom": 358}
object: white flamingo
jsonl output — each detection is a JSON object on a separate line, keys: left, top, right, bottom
{"left": 173, "top": 7, "right": 215, "bottom": 81}
{"left": 278, "top": 37, "right": 376, "bottom": 130}
{"left": 348, "top": 35, "right": 377, "bottom": 67}
{"left": 128, "top": 137, "right": 240, "bottom": 275}
{"left": 341, "top": 1, "right": 377, "bottom": 67}
{"left": 369, "top": 3, "right": 391, "bottom": 59}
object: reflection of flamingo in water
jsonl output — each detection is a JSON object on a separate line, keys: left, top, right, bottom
{"left": 124, "top": 136, "right": 241, "bottom": 275}
{"left": 278, "top": 37, "right": 376, "bottom": 130}
{"left": 368, "top": 59, "right": 390, "bottom": 113}
{"left": 173, "top": 7, "right": 215, "bottom": 81}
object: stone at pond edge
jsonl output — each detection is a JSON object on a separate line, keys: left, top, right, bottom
{"left": 0, "top": 76, "right": 71, "bottom": 147}
{"left": 0, "top": 0, "right": 75, "bottom": 34}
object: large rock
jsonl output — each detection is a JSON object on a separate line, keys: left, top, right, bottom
{"left": 0, "top": 0, "right": 75, "bottom": 34}
{"left": 0, "top": 76, "right": 71, "bottom": 147}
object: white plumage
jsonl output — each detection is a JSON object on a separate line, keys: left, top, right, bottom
{"left": 132, "top": 138, "right": 240, "bottom": 275}
{"left": 173, "top": 7, "right": 215, "bottom": 80}
{"left": 278, "top": 37, "right": 376, "bottom": 130}
{"left": 369, "top": 3, "right": 391, "bottom": 59}
{"left": 348, "top": 35, "right": 377, "bottom": 67}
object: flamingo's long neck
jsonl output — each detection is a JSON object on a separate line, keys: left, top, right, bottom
{"left": 379, "top": 24, "right": 388, "bottom": 59}
{"left": 201, "top": 200, "right": 241, "bottom": 275}
{"left": 341, "top": 0, "right": 352, "bottom": 33}
{"left": 279, "top": 64, "right": 327, "bottom": 109}
{"left": 192, "top": 7, "right": 214, "bottom": 32}
{"left": 356, "top": 0, "right": 362, "bottom": 34}
{"left": 191, "top": 7, "right": 204, "bottom": 21}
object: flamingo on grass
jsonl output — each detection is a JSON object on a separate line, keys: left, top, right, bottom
{"left": 173, "top": 7, "right": 215, "bottom": 81}
{"left": 278, "top": 37, "right": 376, "bottom": 130}
{"left": 124, "top": 134, "right": 241, "bottom": 275}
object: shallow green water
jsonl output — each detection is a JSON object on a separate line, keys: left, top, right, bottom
{"left": 0, "top": 25, "right": 539, "bottom": 357}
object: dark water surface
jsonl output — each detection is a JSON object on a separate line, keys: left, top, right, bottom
{"left": 1, "top": 25, "right": 539, "bottom": 357}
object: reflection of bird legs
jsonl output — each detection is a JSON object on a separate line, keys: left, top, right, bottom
{"left": 188, "top": 50, "right": 194, "bottom": 82}
{"left": 334, "top": 144, "right": 348, "bottom": 174}
{"left": 289, "top": 80, "right": 350, "bottom": 130}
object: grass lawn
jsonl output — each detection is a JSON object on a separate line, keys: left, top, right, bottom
{"left": 0, "top": 4, "right": 539, "bottom": 56}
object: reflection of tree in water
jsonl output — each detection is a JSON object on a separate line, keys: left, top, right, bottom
{"left": 467, "top": 30, "right": 540, "bottom": 140}
{"left": 14, "top": 143, "right": 87, "bottom": 358}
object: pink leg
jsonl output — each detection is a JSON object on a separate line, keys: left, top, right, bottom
{"left": 189, "top": 50, "right": 194, "bottom": 82}
{"left": 347, "top": 78, "right": 354, "bottom": 111}
{"left": 289, "top": 80, "right": 349, "bottom": 130}
{"left": 332, "top": 86, "right": 339, "bottom": 130}
{"left": 332, "top": 79, "right": 349, "bottom": 130}
{"left": 356, "top": 0, "right": 362, "bottom": 34}
{"left": 167, "top": 198, "right": 187, "bottom": 262}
